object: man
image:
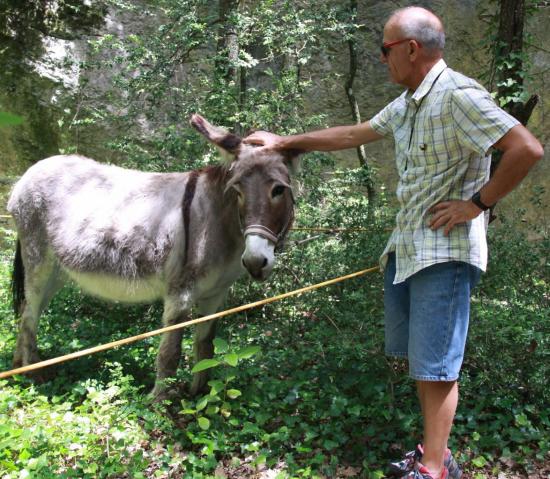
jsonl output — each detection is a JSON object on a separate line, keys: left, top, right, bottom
{"left": 244, "top": 6, "right": 543, "bottom": 479}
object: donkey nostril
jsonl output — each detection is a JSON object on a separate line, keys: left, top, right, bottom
{"left": 262, "top": 257, "right": 268, "bottom": 268}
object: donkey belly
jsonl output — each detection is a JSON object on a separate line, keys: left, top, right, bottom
{"left": 64, "top": 269, "right": 165, "bottom": 303}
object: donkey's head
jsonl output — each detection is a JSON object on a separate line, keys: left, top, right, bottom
{"left": 190, "top": 114, "right": 299, "bottom": 281}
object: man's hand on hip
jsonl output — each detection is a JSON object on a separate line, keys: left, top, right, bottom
{"left": 429, "top": 200, "right": 483, "bottom": 236}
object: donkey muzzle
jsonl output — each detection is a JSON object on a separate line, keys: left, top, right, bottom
{"left": 242, "top": 232, "right": 275, "bottom": 281}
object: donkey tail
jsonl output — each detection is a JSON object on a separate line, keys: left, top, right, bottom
{"left": 12, "top": 239, "right": 25, "bottom": 317}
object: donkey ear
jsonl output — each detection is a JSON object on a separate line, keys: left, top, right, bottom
{"left": 281, "top": 149, "right": 304, "bottom": 176}
{"left": 190, "top": 114, "right": 242, "bottom": 161}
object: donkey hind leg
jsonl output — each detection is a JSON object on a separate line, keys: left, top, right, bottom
{"left": 13, "top": 256, "right": 64, "bottom": 370}
{"left": 151, "top": 296, "right": 192, "bottom": 401}
{"left": 189, "top": 293, "right": 226, "bottom": 397}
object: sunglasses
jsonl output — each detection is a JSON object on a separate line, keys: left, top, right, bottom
{"left": 381, "top": 38, "right": 422, "bottom": 56}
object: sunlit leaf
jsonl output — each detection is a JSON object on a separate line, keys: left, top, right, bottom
{"left": 197, "top": 417, "right": 210, "bottom": 430}
{"left": 213, "top": 338, "right": 229, "bottom": 354}
{"left": 191, "top": 359, "right": 220, "bottom": 373}
{"left": 236, "top": 345, "right": 261, "bottom": 359}
{"left": 224, "top": 353, "right": 239, "bottom": 367}
{"left": 226, "top": 389, "right": 241, "bottom": 399}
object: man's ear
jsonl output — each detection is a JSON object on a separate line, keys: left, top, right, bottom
{"left": 190, "top": 114, "right": 242, "bottom": 161}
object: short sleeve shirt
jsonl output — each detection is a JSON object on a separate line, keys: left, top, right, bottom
{"left": 370, "top": 59, "right": 519, "bottom": 283}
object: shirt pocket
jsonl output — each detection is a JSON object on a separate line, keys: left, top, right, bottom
{"left": 408, "top": 107, "right": 455, "bottom": 168}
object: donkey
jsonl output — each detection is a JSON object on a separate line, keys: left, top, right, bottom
{"left": 7, "top": 114, "right": 298, "bottom": 398}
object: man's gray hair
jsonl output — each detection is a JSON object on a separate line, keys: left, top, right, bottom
{"left": 392, "top": 7, "right": 445, "bottom": 55}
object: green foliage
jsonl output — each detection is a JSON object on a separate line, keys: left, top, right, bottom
{"left": 477, "top": 1, "right": 537, "bottom": 110}
{"left": 181, "top": 341, "right": 261, "bottom": 453}
{"left": 0, "top": 170, "right": 547, "bottom": 477}
{"left": 61, "top": 0, "right": 349, "bottom": 170}
{"left": 0, "top": 365, "right": 176, "bottom": 479}
{"left": 0, "top": 112, "right": 24, "bottom": 127}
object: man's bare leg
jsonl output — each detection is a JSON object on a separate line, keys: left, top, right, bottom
{"left": 417, "top": 380, "right": 458, "bottom": 477}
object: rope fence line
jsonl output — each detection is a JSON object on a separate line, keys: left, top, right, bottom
{"left": 0, "top": 265, "right": 380, "bottom": 380}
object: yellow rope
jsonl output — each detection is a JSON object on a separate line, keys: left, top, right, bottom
{"left": 0, "top": 265, "right": 380, "bottom": 380}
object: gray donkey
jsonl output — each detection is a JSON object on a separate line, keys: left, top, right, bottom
{"left": 7, "top": 114, "right": 298, "bottom": 398}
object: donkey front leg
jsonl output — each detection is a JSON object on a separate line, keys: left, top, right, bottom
{"left": 189, "top": 293, "right": 226, "bottom": 396}
{"left": 151, "top": 296, "right": 191, "bottom": 401}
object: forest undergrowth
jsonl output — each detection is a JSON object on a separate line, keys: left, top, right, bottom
{"left": 0, "top": 165, "right": 548, "bottom": 478}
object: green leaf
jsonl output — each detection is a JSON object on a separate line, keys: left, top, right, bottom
{"left": 181, "top": 408, "right": 197, "bottom": 415}
{"left": 224, "top": 353, "right": 239, "bottom": 367}
{"left": 192, "top": 359, "right": 220, "bottom": 373}
{"left": 0, "top": 112, "right": 24, "bottom": 126}
{"left": 236, "top": 345, "right": 261, "bottom": 359}
{"left": 253, "top": 454, "right": 267, "bottom": 467}
{"left": 322, "top": 439, "right": 339, "bottom": 450}
{"left": 226, "top": 389, "right": 242, "bottom": 399}
{"left": 208, "top": 380, "right": 224, "bottom": 396}
{"left": 18, "top": 449, "right": 31, "bottom": 461}
{"left": 196, "top": 396, "right": 208, "bottom": 411}
{"left": 197, "top": 417, "right": 210, "bottom": 430}
{"left": 206, "top": 405, "right": 219, "bottom": 415}
{"left": 515, "top": 413, "right": 531, "bottom": 427}
{"left": 213, "top": 338, "right": 229, "bottom": 353}
{"left": 472, "top": 456, "right": 487, "bottom": 468}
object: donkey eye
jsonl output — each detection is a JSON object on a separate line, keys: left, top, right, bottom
{"left": 271, "top": 185, "right": 285, "bottom": 198}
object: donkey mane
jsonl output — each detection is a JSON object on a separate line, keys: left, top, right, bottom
{"left": 199, "top": 164, "right": 231, "bottom": 185}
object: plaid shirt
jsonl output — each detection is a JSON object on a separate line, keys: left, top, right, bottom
{"left": 370, "top": 59, "right": 519, "bottom": 283}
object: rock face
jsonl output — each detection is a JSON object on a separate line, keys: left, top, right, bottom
{"left": 0, "top": 0, "right": 547, "bottom": 224}
{"left": 0, "top": 0, "right": 109, "bottom": 174}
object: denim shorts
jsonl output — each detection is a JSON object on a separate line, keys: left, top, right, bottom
{"left": 384, "top": 253, "right": 481, "bottom": 381}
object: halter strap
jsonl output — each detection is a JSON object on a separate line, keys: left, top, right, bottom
{"left": 238, "top": 188, "right": 295, "bottom": 248}
{"left": 241, "top": 200, "right": 295, "bottom": 248}
{"left": 243, "top": 225, "right": 279, "bottom": 244}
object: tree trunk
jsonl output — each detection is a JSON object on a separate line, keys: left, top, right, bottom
{"left": 494, "top": 0, "right": 539, "bottom": 123}
{"left": 216, "top": 0, "right": 239, "bottom": 80}
{"left": 344, "top": 0, "right": 376, "bottom": 212}
{"left": 216, "top": 0, "right": 246, "bottom": 133}
{"left": 488, "top": 0, "right": 538, "bottom": 222}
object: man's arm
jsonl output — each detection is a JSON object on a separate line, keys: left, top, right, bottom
{"left": 429, "top": 124, "right": 544, "bottom": 235}
{"left": 243, "top": 121, "right": 384, "bottom": 152}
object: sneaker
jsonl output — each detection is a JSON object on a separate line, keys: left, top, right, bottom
{"left": 388, "top": 444, "right": 462, "bottom": 478}
{"left": 387, "top": 447, "right": 421, "bottom": 476}
{"left": 404, "top": 463, "right": 448, "bottom": 479}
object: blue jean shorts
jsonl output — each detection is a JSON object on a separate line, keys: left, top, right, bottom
{"left": 384, "top": 253, "right": 481, "bottom": 381}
